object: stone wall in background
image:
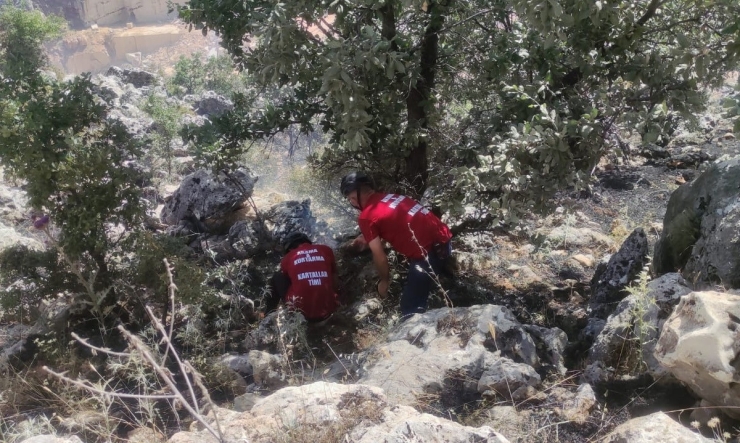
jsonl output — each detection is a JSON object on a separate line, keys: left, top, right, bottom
{"left": 30, "top": 0, "right": 187, "bottom": 27}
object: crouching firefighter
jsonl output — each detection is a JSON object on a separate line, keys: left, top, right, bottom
{"left": 340, "top": 172, "right": 453, "bottom": 318}
{"left": 264, "top": 232, "right": 340, "bottom": 323}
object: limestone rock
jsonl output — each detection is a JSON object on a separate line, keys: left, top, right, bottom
{"left": 244, "top": 309, "right": 308, "bottom": 354}
{"left": 590, "top": 228, "right": 648, "bottom": 319}
{"left": 168, "top": 382, "right": 510, "bottom": 443}
{"left": 0, "top": 224, "right": 43, "bottom": 252}
{"left": 655, "top": 291, "right": 740, "bottom": 419}
{"left": 194, "top": 91, "right": 233, "bottom": 117}
{"left": 77, "top": 0, "right": 187, "bottom": 27}
{"left": 585, "top": 273, "right": 691, "bottom": 383}
{"left": 110, "top": 25, "right": 182, "bottom": 57}
{"left": 557, "top": 384, "right": 597, "bottom": 423}
{"left": 264, "top": 199, "right": 318, "bottom": 249}
{"left": 536, "top": 226, "right": 613, "bottom": 249}
{"left": 481, "top": 406, "right": 530, "bottom": 440}
{"left": 126, "top": 427, "right": 165, "bottom": 443}
{"left": 358, "top": 305, "right": 562, "bottom": 406}
{"left": 160, "top": 168, "right": 257, "bottom": 228}
{"left": 106, "top": 66, "right": 156, "bottom": 88}
{"left": 571, "top": 253, "right": 595, "bottom": 267}
{"left": 19, "top": 436, "right": 84, "bottom": 443}
{"left": 248, "top": 350, "right": 288, "bottom": 389}
{"left": 523, "top": 324, "right": 568, "bottom": 375}
{"left": 228, "top": 219, "right": 272, "bottom": 258}
{"left": 654, "top": 157, "right": 740, "bottom": 288}
{"left": 351, "top": 297, "right": 383, "bottom": 322}
{"left": 477, "top": 357, "right": 541, "bottom": 399}
{"left": 91, "top": 74, "right": 124, "bottom": 104}
{"left": 602, "top": 412, "right": 712, "bottom": 443}
{"left": 232, "top": 392, "right": 262, "bottom": 412}
{"left": 219, "top": 354, "right": 253, "bottom": 378}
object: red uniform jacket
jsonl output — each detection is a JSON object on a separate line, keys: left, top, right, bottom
{"left": 280, "top": 243, "right": 339, "bottom": 320}
{"left": 358, "top": 193, "right": 453, "bottom": 260}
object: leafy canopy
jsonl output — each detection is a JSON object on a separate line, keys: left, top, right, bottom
{"left": 0, "top": 5, "right": 65, "bottom": 81}
{"left": 0, "top": 6, "right": 143, "bottom": 286}
{"left": 179, "top": 0, "right": 740, "bottom": 227}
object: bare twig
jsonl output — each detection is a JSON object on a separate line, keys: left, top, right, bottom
{"left": 71, "top": 332, "right": 131, "bottom": 358}
{"left": 117, "top": 326, "right": 223, "bottom": 442}
{"left": 145, "top": 306, "right": 201, "bottom": 417}
{"left": 323, "top": 339, "right": 354, "bottom": 382}
{"left": 184, "top": 360, "right": 224, "bottom": 439}
{"left": 161, "top": 258, "right": 178, "bottom": 365}
{"left": 43, "top": 366, "right": 177, "bottom": 400}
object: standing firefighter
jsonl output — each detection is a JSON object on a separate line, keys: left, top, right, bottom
{"left": 340, "top": 172, "right": 453, "bottom": 318}
{"left": 265, "top": 232, "right": 340, "bottom": 323}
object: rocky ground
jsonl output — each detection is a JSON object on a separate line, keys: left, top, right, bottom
{"left": 1, "top": 67, "right": 740, "bottom": 443}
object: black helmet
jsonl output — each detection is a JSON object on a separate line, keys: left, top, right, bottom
{"left": 340, "top": 172, "right": 375, "bottom": 196}
{"left": 282, "top": 231, "right": 312, "bottom": 252}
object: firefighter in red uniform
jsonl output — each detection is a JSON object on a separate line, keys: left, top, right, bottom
{"left": 265, "top": 232, "right": 340, "bottom": 323}
{"left": 340, "top": 172, "right": 453, "bottom": 318}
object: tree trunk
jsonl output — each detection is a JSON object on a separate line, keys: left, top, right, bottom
{"left": 405, "top": 1, "right": 448, "bottom": 197}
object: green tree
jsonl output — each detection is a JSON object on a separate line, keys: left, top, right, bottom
{"left": 168, "top": 52, "right": 247, "bottom": 97}
{"left": 0, "top": 4, "right": 64, "bottom": 81}
{"left": 143, "top": 94, "right": 186, "bottom": 174}
{"left": 0, "top": 6, "right": 144, "bottom": 309}
{"left": 179, "top": 0, "right": 740, "bottom": 225}
{"left": 169, "top": 53, "right": 207, "bottom": 95}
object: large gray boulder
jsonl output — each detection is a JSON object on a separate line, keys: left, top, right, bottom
{"left": 655, "top": 291, "right": 740, "bottom": 419}
{"left": 91, "top": 74, "right": 125, "bottom": 104}
{"left": 602, "top": 412, "right": 712, "bottom": 443}
{"left": 264, "top": 199, "right": 317, "bottom": 250}
{"left": 590, "top": 228, "right": 649, "bottom": 319}
{"left": 167, "top": 382, "right": 511, "bottom": 443}
{"left": 654, "top": 157, "right": 740, "bottom": 288}
{"left": 106, "top": 66, "right": 157, "bottom": 88}
{"left": 583, "top": 273, "right": 692, "bottom": 384}
{"left": 194, "top": 91, "right": 233, "bottom": 117}
{"left": 358, "top": 305, "right": 566, "bottom": 406}
{"left": 160, "top": 168, "right": 257, "bottom": 229}
{"left": 108, "top": 105, "right": 155, "bottom": 140}
{"left": 227, "top": 219, "right": 272, "bottom": 258}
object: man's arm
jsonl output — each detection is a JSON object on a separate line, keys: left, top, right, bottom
{"left": 367, "top": 236, "right": 390, "bottom": 297}
{"left": 266, "top": 271, "right": 289, "bottom": 314}
{"left": 352, "top": 233, "right": 368, "bottom": 251}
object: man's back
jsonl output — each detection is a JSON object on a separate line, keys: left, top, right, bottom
{"left": 358, "top": 193, "right": 452, "bottom": 259}
{"left": 280, "top": 243, "right": 338, "bottom": 320}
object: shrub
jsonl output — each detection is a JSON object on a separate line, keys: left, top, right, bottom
{"left": 141, "top": 94, "right": 188, "bottom": 174}
{"left": 0, "top": 245, "right": 81, "bottom": 322}
{"left": 167, "top": 53, "right": 246, "bottom": 98}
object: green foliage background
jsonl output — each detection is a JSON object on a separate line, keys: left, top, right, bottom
{"left": 178, "top": 0, "right": 740, "bottom": 227}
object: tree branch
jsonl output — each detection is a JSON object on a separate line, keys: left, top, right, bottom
{"left": 636, "top": 0, "right": 668, "bottom": 27}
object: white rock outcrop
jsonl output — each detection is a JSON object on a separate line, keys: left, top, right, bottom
{"left": 655, "top": 291, "right": 740, "bottom": 419}
{"left": 358, "top": 305, "right": 566, "bottom": 406}
{"left": 602, "top": 412, "right": 713, "bottom": 443}
{"left": 584, "top": 273, "right": 692, "bottom": 383}
{"left": 77, "top": 0, "right": 187, "bottom": 26}
{"left": 168, "top": 382, "right": 511, "bottom": 443}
